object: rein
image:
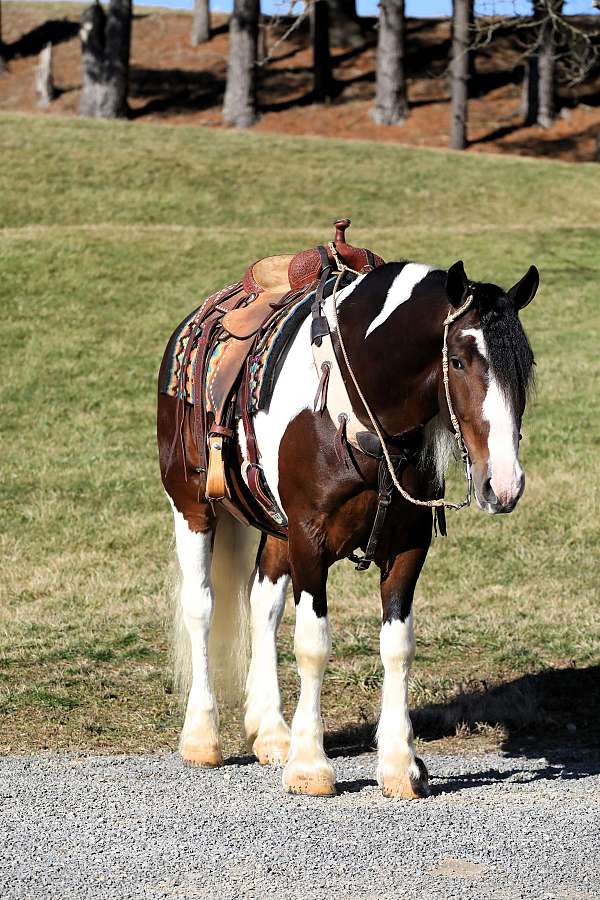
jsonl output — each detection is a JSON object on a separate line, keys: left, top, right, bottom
{"left": 327, "top": 242, "right": 473, "bottom": 512}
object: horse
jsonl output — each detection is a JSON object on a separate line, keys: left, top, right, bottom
{"left": 157, "top": 245, "right": 539, "bottom": 799}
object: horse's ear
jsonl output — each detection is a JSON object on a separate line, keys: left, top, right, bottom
{"left": 445, "top": 260, "right": 468, "bottom": 308}
{"left": 508, "top": 265, "right": 539, "bottom": 311}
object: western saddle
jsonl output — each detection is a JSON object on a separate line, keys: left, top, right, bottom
{"left": 168, "top": 219, "right": 385, "bottom": 537}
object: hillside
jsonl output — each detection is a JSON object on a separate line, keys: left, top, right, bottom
{"left": 1, "top": 3, "right": 600, "bottom": 161}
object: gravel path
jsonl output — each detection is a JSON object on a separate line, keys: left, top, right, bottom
{"left": 1, "top": 749, "right": 598, "bottom": 900}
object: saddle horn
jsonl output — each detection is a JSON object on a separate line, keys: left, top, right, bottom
{"left": 334, "top": 218, "right": 351, "bottom": 244}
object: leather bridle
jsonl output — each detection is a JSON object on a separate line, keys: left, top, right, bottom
{"left": 317, "top": 246, "right": 474, "bottom": 513}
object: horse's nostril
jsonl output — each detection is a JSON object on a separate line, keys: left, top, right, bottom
{"left": 482, "top": 478, "right": 496, "bottom": 502}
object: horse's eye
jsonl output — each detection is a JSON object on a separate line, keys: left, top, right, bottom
{"left": 450, "top": 357, "right": 465, "bottom": 371}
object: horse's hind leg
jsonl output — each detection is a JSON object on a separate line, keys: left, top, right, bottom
{"left": 245, "top": 535, "right": 291, "bottom": 765}
{"left": 171, "top": 500, "right": 223, "bottom": 767}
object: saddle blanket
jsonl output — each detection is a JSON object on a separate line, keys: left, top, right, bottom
{"left": 161, "top": 276, "right": 338, "bottom": 414}
{"left": 160, "top": 280, "right": 240, "bottom": 406}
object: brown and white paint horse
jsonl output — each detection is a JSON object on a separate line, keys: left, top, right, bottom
{"left": 157, "top": 257, "right": 539, "bottom": 798}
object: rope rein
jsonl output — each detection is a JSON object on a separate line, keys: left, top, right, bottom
{"left": 327, "top": 242, "right": 473, "bottom": 511}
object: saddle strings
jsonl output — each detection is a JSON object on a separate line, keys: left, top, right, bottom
{"left": 327, "top": 242, "right": 473, "bottom": 511}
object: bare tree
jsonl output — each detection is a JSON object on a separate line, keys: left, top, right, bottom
{"left": 223, "top": 0, "right": 260, "bottom": 127}
{"left": 191, "top": 0, "right": 210, "bottom": 46}
{"left": 450, "top": 0, "right": 470, "bottom": 149}
{"left": 371, "top": 0, "right": 408, "bottom": 125}
{"left": 521, "top": 0, "right": 563, "bottom": 127}
{"left": 312, "top": 0, "right": 334, "bottom": 101}
{"left": 472, "top": 1, "right": 597, "bottom": 128}
{"left": 80, "top": 0, "right": 132, "bottom": 118}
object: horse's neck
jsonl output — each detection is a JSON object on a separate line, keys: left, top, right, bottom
{"left": 268, "top": 273, "right": 445, "bottom": 442}
{"left": 338, "top": 276, "right": 446, "bottom": 435}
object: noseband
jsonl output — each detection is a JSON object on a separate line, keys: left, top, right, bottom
{"left": 327, "top": 246, "right": 473, "bottom": 512}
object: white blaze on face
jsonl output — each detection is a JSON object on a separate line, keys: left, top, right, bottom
{"left": 483, "top": 380, "right": 523, "bottom": 504}
{"left": 462, "top": 328, "right": 523, "bottom": 506}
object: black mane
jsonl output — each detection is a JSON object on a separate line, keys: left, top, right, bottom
{"left": 474, "top": 283, "right": 535, "bottom": 411}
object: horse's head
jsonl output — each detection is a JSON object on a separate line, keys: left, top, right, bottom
{"left": 444, "top": 260, "right": 539, "bottom": 515}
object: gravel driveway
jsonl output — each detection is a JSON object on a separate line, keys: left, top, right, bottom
{"left": 1, "top": 749, "right": 598, "bottom": 900}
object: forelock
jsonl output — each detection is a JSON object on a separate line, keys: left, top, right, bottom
{"left": 474, "top": 283, "right": 535, "bottom": 410}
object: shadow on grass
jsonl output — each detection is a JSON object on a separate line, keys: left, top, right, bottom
{"left": 483, "top": 121, "right": 600, "bottom": 161}
{"left": 325, "top": 665, "right": 600, "bottom": 776}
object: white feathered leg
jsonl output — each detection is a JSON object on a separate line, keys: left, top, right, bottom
{"left": 173, "top": 507, "right": 222, "bottom": 767}
{"left": 245, "top": 573, "right": 291, "bottom": 764}
{"left": 282, "top": 592, "right": 335, "bottom": 796}
{"left": 377, "top": 611, "right": 429, "bottom": 798}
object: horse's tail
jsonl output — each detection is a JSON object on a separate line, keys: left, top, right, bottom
{"left": 172, "top": 511, "right": 259, "bottom": 708}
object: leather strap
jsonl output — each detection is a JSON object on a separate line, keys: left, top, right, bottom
{"left": 310, "top": 267, "right": 332, "bottom": 346}
{"left": 350, "top": 458, "right": 395, "bottom": 571}
{"left": 192, "top": 311, "right": 222, "bottom": 472}
{"left": 209, "top": 423, "right": 235, "bottom": 439}
{"left": 311, "top": 273, "right": 366, "bottom": 453}
{"left": 239, "top": 357, "right": 287, "bottom": 534}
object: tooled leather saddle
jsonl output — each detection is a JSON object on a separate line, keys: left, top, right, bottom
{"left": 168, "top": 219, "right": 385, "bottom": 536}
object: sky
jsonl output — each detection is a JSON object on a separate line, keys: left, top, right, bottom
{"left": 134, "top": 0, "right": 599, "bottom": 16}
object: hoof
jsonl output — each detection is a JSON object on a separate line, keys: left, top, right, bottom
{"left": 381, "top": 757, "right": 430, "bottom": 799}
{"left": 180, "top": 739, "right": 223, "bottom": 768}
{"left": 253, "top": 732, "right": 291, "bottom": 766}
{"left": 282, "top": 759, "right": 336, "bottom": 797}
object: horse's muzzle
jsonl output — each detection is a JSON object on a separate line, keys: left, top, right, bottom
{"left": 475, "top": 472, "right": 525, "bottom": 515}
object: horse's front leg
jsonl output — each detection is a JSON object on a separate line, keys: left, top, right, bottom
{"left": 282, "top": 528, "right": 335, "bottom": 796}
{"left": 377, "top": 537, "right": 431, "bottom": 799}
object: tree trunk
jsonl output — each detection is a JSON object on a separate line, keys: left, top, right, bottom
{"left": 537, "top": 0, "right": 561, "bottom": 128}
{"left": 0, "top": 2, "right": 7, "bottom": 74}
{"left": 36, "top": 43, "right": 56, "bottom": 107}
{"left": 80, "top": 0, "right": 132, "bottom": 118}
{"left": 522, "top": 0, "right": 563, "bottom": 128}
{"left": 312, "top": 0, "right": 334, "bottom": 102}
{"left": 223, "top": 0, "right": 259, "bottom": 128}
{"left": 521, "top": 56, "right": 539, "bottom": 124}
{"left": 257, "top": 14, "right": 267, "bottom": 64}
{"left": 191, "top": 0, "right": 210, "bottom": 46}
{"left": 327, "top": 0, "right": 362, "bottom": 48}
{"left": 371, "top": 0, "right": 407, "bottom": 125}
{"left": 467, "top": 0, "right": 477, "bottom": 97}
{"left": 450, "top": 0, "right": 470, "bottom": 150}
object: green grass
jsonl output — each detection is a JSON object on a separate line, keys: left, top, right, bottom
{"left": 1, "top": 113, "right": 598, "bottom": 755}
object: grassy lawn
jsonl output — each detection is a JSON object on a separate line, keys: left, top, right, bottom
{"left": 1, "top": 114, "right": 598, "bottom": 757}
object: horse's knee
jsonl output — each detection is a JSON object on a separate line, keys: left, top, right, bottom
{"left": 380, "top": 615, "right": 415, "bottom": 671}
{"left": 294, "top": 593, "right": 331, "bottom": 670}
